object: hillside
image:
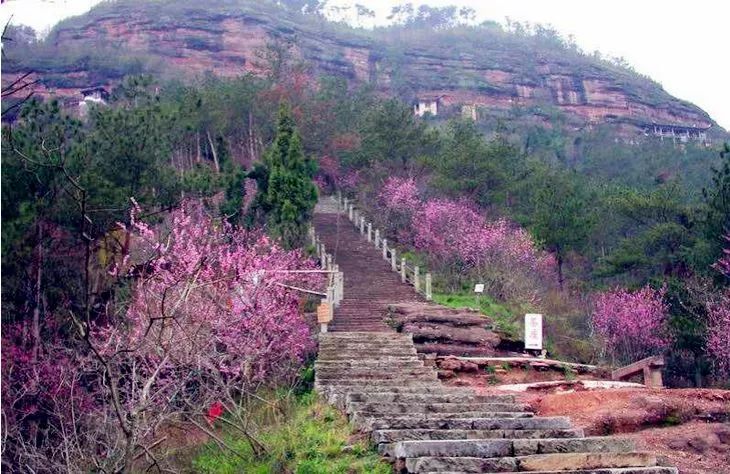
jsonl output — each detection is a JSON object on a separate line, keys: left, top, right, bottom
{"left": 2, "top": 0, "right": 723, "bottom": 139}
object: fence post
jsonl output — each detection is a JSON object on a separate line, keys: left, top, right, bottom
{"left": 382, "top": 239, "right": 388, "bottom": 259}
{"left": 367, "top": 222, "right": 372, "bottom": 242}
{"left": 343, "top": 197, "right": 348, "bottom": 213}
{"left": 349, "top": 204, "right": 354, "bottom": 221}
{"left": 374, "top": 229, "right": 380, "bottom": 247}
{"left": 401, "top": 257, "right": 406, "bottom": 283}
{"left": 391, "top": 249, "right": 397, "bottom": 271}
{"left": 425, "top": 273, "right": 432, "bottom": 300}
{"left": 414, "top": 266, "right": 420, "bottom": 292}
{"left": 360, "top": 216, "right": 365, "bottom": 234}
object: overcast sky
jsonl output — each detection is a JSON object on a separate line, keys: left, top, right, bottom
{"left": 2, "top": 0, "right": 728, "bottom": 129}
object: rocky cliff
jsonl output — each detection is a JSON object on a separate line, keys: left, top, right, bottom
{"left": 2, "top": 0, "right": 719, "bottom": 136}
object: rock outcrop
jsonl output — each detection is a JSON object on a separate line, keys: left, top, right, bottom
{"left": 387, "top": 302, "right": 504, "bottom": 356}
{"left": 3, "top": 1, "right": 720, "bottom": 136}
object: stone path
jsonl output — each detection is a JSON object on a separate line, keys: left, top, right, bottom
{"left": 312, "top": 202, "right": 677, "bottom": 473}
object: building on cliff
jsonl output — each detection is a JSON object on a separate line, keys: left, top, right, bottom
{"left": 78, "top": 86, "right": 109, "bottom": 118}
{"left": 413, "top": 95, "right": 443, "bottom": 117}
{"left": 643, "top": 123, "right": 711, "bottom": 144}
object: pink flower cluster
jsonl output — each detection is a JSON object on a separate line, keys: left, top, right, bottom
{"left": 592, "top": 285, "right": 671, "bottom": 363}
{"left": 379, "top": 177, "right": 420, "bottom": 214}
{"left": 412, "top": 199, "right": 556, "bottom": 278}
{"left": 706, "top": 289, "right": 730, "bottom": 376}
{"left": 375, "top": 184, "right": 556, "bottom": 301}
{"left": 97, "top": 201, "right": 321, "bottom": 384}
{"left": 712, "top": 233, "right": 730, "bottom": 278}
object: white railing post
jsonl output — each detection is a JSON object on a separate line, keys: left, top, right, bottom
{"left": 343, "top": 197, "right": 348, "bottom": 214}
{"left": 374, "top": 229, "right": 380, "bottom": 247}
{"left": 391, "top": 248, "right": 397, "bottom": 271}
{"left": 425, "top": 273, "right": 432, "bottom": 300}
{"left": 349, "top": 204, "right": 354, "bottom": 221}
{"left": 382, "top": 239, "right": 388, "bottom": 260}
{"left": 414, "top": 266, "right": 420, "bottom": 292}
{"left": 401, "top": 257, "right": 406, "bottom": 283}
{"left": 367, "top": 222, "right": 372, "bottom": 242}
{"left": 360, "top": 216, "right": 365, "bottom": 234}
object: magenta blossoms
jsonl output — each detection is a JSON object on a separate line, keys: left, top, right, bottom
{"left": 592, "top": 285, "right": 671, "bottom": 364}
{"left": 706, "top": 289, "right": 730, "bottom": 376}
{"left": 96, "top": 200, "right": 321, "bottom": 389}
{"left": 411, "top": 199, "right": 556, "bottom": 301}
{"left": 712, "top": 233, "right": 730, "bottom": 278}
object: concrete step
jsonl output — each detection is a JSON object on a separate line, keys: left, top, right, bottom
{"left": 348, "top": 402, "right": 529, "bottom": 415}
{"left": 346, "top": 392, "right": 515, "bottom": 404}
{"left": 400, "top": 452, "right": 658, "bottom": 473}
{"left": 393, "top": 437, "right": 634, "bottom": 459}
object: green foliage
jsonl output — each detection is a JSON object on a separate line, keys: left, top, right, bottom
{"left": 355, "top": 98, "right": 437, "bottom": 172}
{"left": 193, "top": 391, "right": 389, "bottom": 474}
{"left": 432, "top": 291, "right": 518, "bottom": 338}
{"left": 429, "top": 120, "right": 514, "bottom": 206}
{"left": 251, "top": 103, "right": 318, "bottom": 248}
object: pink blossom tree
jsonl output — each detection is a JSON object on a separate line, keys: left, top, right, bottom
{"left": 706, "top": 289, "right": 730, "bottom": 377}
{"left": 592, "top": 285, "right": 671, "bottom": 365}
{"left": 3, "top": 200, "right": 322, "bottom": 472}
{"left": 377, "top": 176, "right": 421, "bottom": 243}
{"left": 411, "top": 199, "right": 555, "bottom": 302}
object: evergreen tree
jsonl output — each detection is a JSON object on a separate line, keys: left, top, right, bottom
{"left": 251, "top": 103, "right": 317, "bottom": 248}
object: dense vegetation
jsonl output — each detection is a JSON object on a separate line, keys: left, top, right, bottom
{"left": 1, "top": 0, "right": 729, "bottom": 470}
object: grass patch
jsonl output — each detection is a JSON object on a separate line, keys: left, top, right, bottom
{"left": 432, "top": 291, "right": 519, "bottom": 337}
{"left": 192, "top": 390, "right": 390, "bottom": 474}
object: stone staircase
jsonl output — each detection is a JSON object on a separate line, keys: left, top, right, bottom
{"left": 312, "top": 203, "right": 677, "bottom": 473}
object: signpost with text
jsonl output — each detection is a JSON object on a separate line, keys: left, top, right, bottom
{"left": 524, "top": 313, "right": 543, "bottom": 351}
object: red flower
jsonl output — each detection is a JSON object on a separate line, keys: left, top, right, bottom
{"left": 206, "top": 401, "right": 224, "bottom": 424}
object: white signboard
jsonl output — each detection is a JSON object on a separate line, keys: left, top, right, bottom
{"left": 524, "top": 313, "right": 543, "bottom": 350}
{"left": 474, "top": 284, "right": 485, "bottom": 293}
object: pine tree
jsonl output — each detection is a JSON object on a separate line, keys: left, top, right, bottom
{"left": 251, "top": 103, "right": 317, "bottom": 248}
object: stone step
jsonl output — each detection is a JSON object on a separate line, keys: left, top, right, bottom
{"left": 400, "top": 452, "right": 658, "bottom": 473}
{"left": 393, "top": 437, "right": 634, "bottom": 459}
{"left": 347, "top": 392, "right": 515, "bottom": 404}
{"left": 476, "top": 469, "right": 679, "bottom": 474}
{"left": 319, "top": 332, "right": 408, "bottom": 340}
{"left": 354, "top": 413, "right": 536, "bottom": 431}
{"left": 347, "top": 402, "right": 529, "bottom": 415}
{"left": 374, "top": 428, "right": 584, "bottom": 445}
{"left": 318, "top": 373, "right": 438, "bottom": 382}
{"left": 318, "top": 347, "right": 417, "bottom": 357}
{"left": 376, "top": 429, "right": 585, "bottom": 456}
{"left": 315, "top": 359, "right": 423, "bottom": 367}
{"left": 364, "top": 415, "right": 562, "bottom": 431}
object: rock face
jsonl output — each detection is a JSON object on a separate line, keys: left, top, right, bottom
{"left": 3, "top": 1, "right": 719, "bottom": 136}
{"left": 387, "top": 302, "right": 504, "bottom": 356}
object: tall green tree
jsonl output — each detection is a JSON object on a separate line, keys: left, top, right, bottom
{"left": 526, "top": 166, "right": 596, "bottom": 290}
{"left": 250, "top": 103, "right": 317, "bottom": 248}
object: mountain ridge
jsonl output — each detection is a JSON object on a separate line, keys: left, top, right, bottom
{"left": 2, "top": 0, "right": 725, "bottom": 139}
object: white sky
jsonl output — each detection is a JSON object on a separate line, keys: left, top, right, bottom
{"left": 2, "top": 0, "right": 729, "bottom": 129}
